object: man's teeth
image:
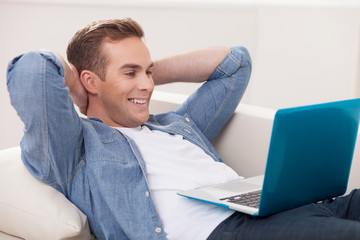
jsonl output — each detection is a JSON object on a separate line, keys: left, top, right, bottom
{"left": 130, "top": 99, "right": 146, "bottom": 104}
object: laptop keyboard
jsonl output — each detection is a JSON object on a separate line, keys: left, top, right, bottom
{"left": 219, "top": 190, "right": 261, "bottom": 208}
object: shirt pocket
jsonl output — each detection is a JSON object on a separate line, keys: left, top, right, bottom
{"left": 85, "top": 130, "right": 129, "bottom": 164}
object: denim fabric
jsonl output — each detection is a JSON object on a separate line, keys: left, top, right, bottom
{"left": 207, "top": 189, "right": 360, "bottom": 240}
{"left": 7, "top": 47, "right": 251, "bottom": 240}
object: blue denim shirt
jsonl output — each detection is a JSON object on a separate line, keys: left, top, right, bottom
{"left": 7, "top": 46, "right": 251, "bottom": 240}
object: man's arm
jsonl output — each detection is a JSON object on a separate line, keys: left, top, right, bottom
{"left": 163, "top": 46, "right": 252, "bottom": 142}
{"left": 152, "top": 47, "right": 230, "bottom": 85}
{"left": 7, "top": 51, "right": 83, "bottom": 189}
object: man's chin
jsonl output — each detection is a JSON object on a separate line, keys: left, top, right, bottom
{"left": 126, "top": 116, "right": 149, "bottom": 128}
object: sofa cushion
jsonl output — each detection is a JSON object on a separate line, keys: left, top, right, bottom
{"left": 0, "top": 147, "right": 93, "bottom": 240}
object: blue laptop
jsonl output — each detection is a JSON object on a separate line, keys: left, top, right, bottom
{"left": 178, "top": 98, "right": 360, "bottom": 216}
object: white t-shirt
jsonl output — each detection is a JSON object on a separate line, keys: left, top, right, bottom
{"left": 116, "top": 126, "right": 241, "bottom": 240}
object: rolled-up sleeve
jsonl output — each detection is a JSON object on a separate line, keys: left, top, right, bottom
{"left": 7, "top": 51, "right": 83, "bottom": 189}
{"left": 176, "top": 46, "right": 252, "bottom": 142}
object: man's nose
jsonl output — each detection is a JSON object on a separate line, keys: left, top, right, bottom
{"left": 138, "top": 73, "right": 154, "bottom": 91}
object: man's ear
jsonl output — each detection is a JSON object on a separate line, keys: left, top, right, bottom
{"left": 80, "top": 70, "right": 99, "bottom": 94}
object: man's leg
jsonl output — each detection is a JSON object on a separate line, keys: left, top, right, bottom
{"left": 321, "top": 189, "right": 360, "bottom": 221}
{"left": 208, "top": 189, "right": 360, "bottom": 240}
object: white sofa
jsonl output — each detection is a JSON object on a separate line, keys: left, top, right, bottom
{"left": 1, "top": 91, "right": 360, "bottom": 239}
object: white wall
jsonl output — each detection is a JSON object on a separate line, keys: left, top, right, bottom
{"left": 1, "top": 0, "right": 360, "bottom": 149}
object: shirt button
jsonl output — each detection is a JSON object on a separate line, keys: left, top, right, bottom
{"left": 145, "top": 191, "right": 150, "bottom": 197}
{"left": 155, "top": 227, "right": 162, "bottom": 233}
{"left": 185, "top": 117, "right": 191, "bottom": 122}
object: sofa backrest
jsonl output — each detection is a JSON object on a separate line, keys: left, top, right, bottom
{"left": 150, "top": 91, "right": 276, "bottom": 177}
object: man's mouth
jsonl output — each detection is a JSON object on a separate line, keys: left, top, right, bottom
{"left": 129, "top": 98, "right": 147, "bottom": 104}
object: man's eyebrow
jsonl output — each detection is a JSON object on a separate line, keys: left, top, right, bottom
{"left": 120, "top": 62, "right": 154, "bottom": 70}
{"left": 119, "top": 64, "right": 141, "bottom": 70}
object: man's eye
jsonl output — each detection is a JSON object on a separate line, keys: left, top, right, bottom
{"left": 146, "top": 70, "right": 153, "bottom": 76}
{"left": 126, "top": 72, "right": 135, "bottom": 77}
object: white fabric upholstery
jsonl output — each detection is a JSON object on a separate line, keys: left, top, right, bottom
{"left": 0, "top": 231, "right": 23, "bottom": 240}
{"left": 0, "top": 147, "right": 94, "bottom": 240}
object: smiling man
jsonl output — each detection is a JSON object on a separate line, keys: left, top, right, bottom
{"left": 80, "top": 37, "right": 154, "bottom": 128}
{"left": 7, "top": 18, "right": 250, "bottom": 239}
{"left": 7, "top": 18, "right": 360, "bottom": 240}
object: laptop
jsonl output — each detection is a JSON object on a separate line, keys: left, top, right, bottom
{"left": 178, "top": 98, "right": 360, "bottom": 217}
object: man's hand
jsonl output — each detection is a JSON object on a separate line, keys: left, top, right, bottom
{"left": 66, "top": 63, "right": 88, "bottom": 115}
{"left": 55, "top": 52, "right": 88, "bottom": 115}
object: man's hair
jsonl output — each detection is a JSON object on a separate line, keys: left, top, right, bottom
{"left": 66, "top": 18, "right": 144, "bottom": 80}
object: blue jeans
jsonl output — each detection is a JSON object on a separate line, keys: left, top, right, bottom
{"left": 208, "top": 189, "right": 360, "bottom": 239}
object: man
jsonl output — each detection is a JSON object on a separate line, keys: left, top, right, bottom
{"left": 7, "top": 18, "right": 360, "bottom": 240}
